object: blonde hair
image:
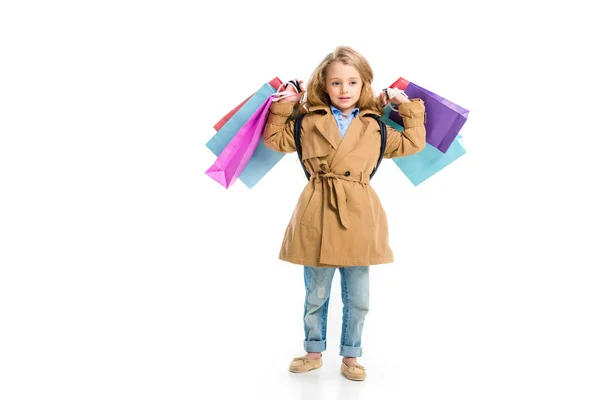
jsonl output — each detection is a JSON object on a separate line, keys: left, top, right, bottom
{"left": 304, "top": 46, "right": 383, "bottom": 114}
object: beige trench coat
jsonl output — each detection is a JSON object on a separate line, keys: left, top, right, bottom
{"left": 263, "top": 99, "right": 426, "bottom": 267}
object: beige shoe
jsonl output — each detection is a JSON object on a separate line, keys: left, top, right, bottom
{"left": 289, "top": 356, "right": 323, "bottom": 373}
{"left": 340, "top": 361, "right": 367, "bottom": 381}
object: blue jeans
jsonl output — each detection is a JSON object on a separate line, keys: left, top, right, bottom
{"left": 303, "top": 266, "right": 369, "bottom": 357}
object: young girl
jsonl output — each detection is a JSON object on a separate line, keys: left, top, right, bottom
{"left": 262, "top": 46, "right": 426, "bottom": 381}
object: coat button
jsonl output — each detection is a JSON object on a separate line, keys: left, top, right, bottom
{"left": 344, "top": 171, "right": 351, "bottom": 176}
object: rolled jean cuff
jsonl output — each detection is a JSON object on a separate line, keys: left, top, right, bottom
{"left": 340, "top": 345, "right": 362, "bottom": 357}
{"left": 304, "top": 340, "right": 326, "bottom": 353}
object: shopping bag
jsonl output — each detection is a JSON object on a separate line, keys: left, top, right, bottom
{"left": 206, "top": 94, "right": 276, "bottom": 188}
{"left": 206, "top": 82, "right": 286, "bottom": 189}
{"left": 212, "top": 94, "right": 252, "bottom": 131}
{"left": 381, "top": 106, "right": 466, "bottom": 186}
{"left": 389, "top": 77, "right": 469, "bottom": 154}
{"left": 206, "top": 80, "right": 294, "bottom": 189}
{"left": 213, "top": 77, "right": 283, "bottom": 131}
{"left": 206, "top": 82, "right": 275, "bottom": 160}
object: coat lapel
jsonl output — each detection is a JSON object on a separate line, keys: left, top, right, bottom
{"left": 314, "top": 113, "right": 342, "bottom": 150}
{"left": 309, "top": 106, "right": 381, "bottom": 169}
{"left": 330, "top": 116, "right": 370, "bottom": 169}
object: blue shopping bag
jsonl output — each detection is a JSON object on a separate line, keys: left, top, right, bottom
{"left": 206, "top": 82, "right": 286, "bottom": 189}
{"left": 381, "top": 106, "right": 466, "bottom": 186}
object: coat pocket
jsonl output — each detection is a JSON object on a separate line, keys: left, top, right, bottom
{"left": 347, "top": 186, "right": 377, "bottom": 227}
{"left": 364, "top": 190, "right": 380, "bottom": 227}
{"left": 299, "top": 187, "right": 321, "bottom": 227}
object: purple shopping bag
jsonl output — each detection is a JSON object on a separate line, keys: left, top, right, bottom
{"left": 389, "top": 77, "right": 469, "bottom": 153}
{"left": 205, "top": 95, "right": 276, "bottom": 188}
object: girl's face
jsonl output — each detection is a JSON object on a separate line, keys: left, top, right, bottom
{"left": 325, "top": 61, "right": 363, "bottom": 115}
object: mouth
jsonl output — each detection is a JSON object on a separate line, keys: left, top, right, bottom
{"left": 339, "top": 97, "right": 351, "bottom": 101}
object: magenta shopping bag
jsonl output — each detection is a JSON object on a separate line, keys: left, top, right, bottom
{"left": 389, "top": 77, "right": 469, "bottom": 153}
{"left": 205, "top": 95, "right": 276, "bottom": 188}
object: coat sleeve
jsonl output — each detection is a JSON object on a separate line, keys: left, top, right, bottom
{"left": 262, "top": 101, "right": 297, "bottom": 153}
{"left": 383, "top": 98, "right": 427, "bottom": 158}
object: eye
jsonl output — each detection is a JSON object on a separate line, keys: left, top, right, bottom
{"left": 332, "top": 82, "right": 339, "bottom": 86}
{"left": 350, "top": 81, "right": 358, "bottom": 85}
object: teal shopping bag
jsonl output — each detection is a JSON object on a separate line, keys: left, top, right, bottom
{"left": 381, "top": 106, "right": 466, "bottom": 186}
{"left": 206, "top": 82, "right": 286, "bottom": 189}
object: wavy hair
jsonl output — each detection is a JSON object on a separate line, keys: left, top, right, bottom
{"left": 303, "top": 46, "right": 383, "bottom": 115}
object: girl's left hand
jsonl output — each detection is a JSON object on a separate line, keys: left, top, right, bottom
{"left": 379, "top": 88, "right": 410, "bottom": 106}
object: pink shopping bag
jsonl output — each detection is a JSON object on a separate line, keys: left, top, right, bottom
{"left": 205, "top": 81, "right": 302, "bottom": 189}
{"left": 205, "top": 96, "right": 275, "bottom": 188}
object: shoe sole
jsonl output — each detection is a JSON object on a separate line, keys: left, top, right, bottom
{"left": 289, "top": 364, "right": 322, "bottom": 373}
{"left": 340, "top": 366, "right": 366, "bottom": 381}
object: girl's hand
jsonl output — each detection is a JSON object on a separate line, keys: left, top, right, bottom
{"left": 275, "top": 79, "right": 305, "bottom": 103}
{"left": 379, "top": 88, "right": 410, "bottom": 106}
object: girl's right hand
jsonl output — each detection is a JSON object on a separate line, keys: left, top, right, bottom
{"left": 276, "top": 79, "right": 305, "bottom": 103}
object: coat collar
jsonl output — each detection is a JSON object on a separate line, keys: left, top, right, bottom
{"left": 308, "top": 104, "right": 380, "bottom": 118}
{"left": 330, "top": 105, "right": 360, "bottom": 118}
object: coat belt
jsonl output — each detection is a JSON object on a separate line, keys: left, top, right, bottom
{"left": 311, "top": 171, "right": 369, "bottom": 229}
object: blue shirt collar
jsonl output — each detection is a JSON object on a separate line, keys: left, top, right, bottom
{"left": 330, "top": 105, "right": 360, "bottom": 118}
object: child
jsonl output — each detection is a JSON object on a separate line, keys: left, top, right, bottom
{"left": 262, "top": 46, "right": 426, "bottom": 381}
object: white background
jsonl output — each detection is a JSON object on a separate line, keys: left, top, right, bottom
{"left": 1, "top": 1, "right": 599, "bottom": 399}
